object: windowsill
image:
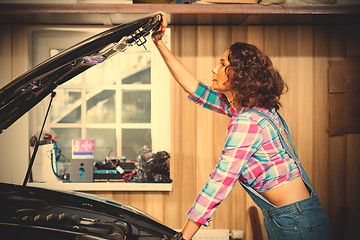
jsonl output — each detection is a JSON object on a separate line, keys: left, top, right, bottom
{"left": 28, "top": 181, "right": 172, "bottom": 192}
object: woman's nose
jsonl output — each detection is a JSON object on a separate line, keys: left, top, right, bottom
{"left": 212, "top": 65, "right": 218, "bottom": 74}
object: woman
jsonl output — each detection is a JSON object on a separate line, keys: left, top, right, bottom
{"left": 152, "top": 12, "right": 331, "bottom": 240}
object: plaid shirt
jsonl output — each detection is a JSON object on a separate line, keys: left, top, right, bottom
{"left": 187, "top": 82, "right": 300, "bottom": 226}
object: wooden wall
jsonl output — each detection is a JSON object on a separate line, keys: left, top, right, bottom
{"left": 93, "top": 25, "right": 360, "bottom": 239}
{"left": 1, "top": 23, "right": 359, "bottom": 240}
{"left": 162, "top": 24, "right": 360, "bottom": 239}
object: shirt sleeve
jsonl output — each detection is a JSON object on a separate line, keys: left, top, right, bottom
{"left": 186, "top": 115, "right": 262, "bottom": 226}
{"left": 188, "top": 81, "right": 233, "bottom": 117}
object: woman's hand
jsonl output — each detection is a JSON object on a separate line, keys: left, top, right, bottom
{"left": 152, "top": 11, "right": 167, "bottom": 42}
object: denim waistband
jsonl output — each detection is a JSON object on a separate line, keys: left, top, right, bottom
{"left": 262, "top": 195, "right": 320, "bottom": 219}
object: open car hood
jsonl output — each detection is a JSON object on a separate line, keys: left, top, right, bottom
{"left": 0, "top": 14, "right": 161, "bottom": 134}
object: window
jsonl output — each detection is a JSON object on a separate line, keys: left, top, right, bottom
{"left": 30, "top": 27, "right": 170, "bottom": 171}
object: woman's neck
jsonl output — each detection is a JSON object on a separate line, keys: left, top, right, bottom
{"left": 225, "top": 92, "right": 236, "bottom": 109}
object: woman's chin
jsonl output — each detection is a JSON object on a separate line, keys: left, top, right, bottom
{"left": 211, "top": 82, "right": 217, "bottom": 90}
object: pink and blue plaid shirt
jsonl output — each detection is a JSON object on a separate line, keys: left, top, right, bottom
{"left": 186, "top": 82, "right": 300, "bottom": 226}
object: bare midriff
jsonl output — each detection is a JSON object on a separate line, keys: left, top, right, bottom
{"left": 259, "top": 177, "right": 311, "bottom": 207}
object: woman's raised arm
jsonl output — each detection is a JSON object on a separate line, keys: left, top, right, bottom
{"left": 152, "top": 12, "right": 199, "bottom": 95}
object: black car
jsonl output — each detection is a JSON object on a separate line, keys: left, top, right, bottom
{"left": 0, "top": 14, "right": 178, "bottom": 240}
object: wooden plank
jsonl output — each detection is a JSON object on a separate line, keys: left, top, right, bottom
{"left": 279, "top": 26, "right": 298, "bottom": 147}
{"left": 296, "top": 26, "right": 314, "bottom": 181}
{"left": 111, "top": 192, "right": 130, "bottom": 205}
{"left": 194, "top": 24, "right": 214, "bottom": 174}
{"left": 179, "top": 25, "right": 198, "bottom": 226}
{"left": 343, "top": 61, "right": 360, "bottom": 93}
{"left": 344, "top": 93, "right": 360, "bottom": 135}
{"left": 328, "top": 62, "right": 345, "bottom": 93}
{"left": 128, "top": 192, "right": 147, "bottom": 213}
{"left": 328, "top": 26, "right": 347, "bottom": 239}
{"left": 338, "top": 28, "right": 360, "bottom": 240}
{"left": 346, "top": 134, "right": 360, "bottom": 239}
{"left": 145, "top": 192, "right": 165, "bottom": 223}
{"left": 247, "top": 26, "right": 264, "bottom": 52}
{"left": 343, "top": 63, "right": 360, "bottom": 135}
{"left": 264, "top": 25, "right": 281, "bottom": 77}
{"left": 329, "top": 60, "right": 360, "bottom": 136}
{"left": 1, "top": 3, "right": 359, "bottom": 15}
{"left": 195, "top": 25, "right": 215, "bottom": 227}
{"left": 329, "top": 94, "right": 345, "bottom": 136}
{"left": 346, "top": 26, "right": 360, "bottom": 57}
{"left": 164, "top": 25, "right": 183, "bottom": 229}
{"left": 313, "top": 26, "right": 330, "bottom": 213}
{"left": 231, "top": 25, "right": 247, "bottom": 44}
{"left": 329, "top": 136, "right": 347, "bottom": 238}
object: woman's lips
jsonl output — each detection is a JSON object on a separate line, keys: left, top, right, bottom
{"left": 212, "top": 79, "right": 217, "bottom": 82}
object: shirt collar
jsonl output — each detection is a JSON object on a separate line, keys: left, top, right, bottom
{"left": 231, "top": 106, "right": 273, "bottom": 117}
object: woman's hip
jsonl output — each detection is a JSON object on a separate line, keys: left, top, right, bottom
{"left": 262, "top": 195, "right": 331, "bottom": 240}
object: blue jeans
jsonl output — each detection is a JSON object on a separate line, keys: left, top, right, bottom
{"left": 263, "top": 195, "right": 331, "bottom": 240}
{"left": 242, "top": 109, "right": 332, "bottom": 240}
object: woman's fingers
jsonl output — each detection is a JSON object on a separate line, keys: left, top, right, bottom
{"left": 152, "top": 11, "right": 167, "bottom": 41}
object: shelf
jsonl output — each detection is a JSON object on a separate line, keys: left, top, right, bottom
{"left": 28, "top": 181, "right": 172, "bottom": 192}
{"left": 0, "top": 3, "right": 359, "bottom": 25}
{"left": 0, "top": 3, "right": 359, "bottom": 14}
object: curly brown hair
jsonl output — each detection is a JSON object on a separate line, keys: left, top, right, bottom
{"left": 225, "top": 42, "right": 287, "bottom": 110}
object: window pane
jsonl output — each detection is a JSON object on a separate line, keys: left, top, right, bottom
{"left": 51, "top": 128, "right": 81, "bottom": 162}
{"left": 65, "top": 74, "right": 82, "bottom": 86}
{"left": 85, "top": 54, "right": 120, "bottom": 85}
{"left": 122, "top": 129, "right": 151, "bottom": 160}
{"left": 86, "top": 90, "right": 116, "bottom": 123}
{"left": 121, "top": 51, "right": 151, "bottom": 84}
{"left": 87, "top": 128, "right": 116, "bottom": 161}
{"left": 122, "top": 90, "right": 151, "bottom": 123}
{"left": 51, "top": 89, "right": 81, "bottom": 123}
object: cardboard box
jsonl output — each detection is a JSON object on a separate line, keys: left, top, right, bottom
{"left": 72, "top": 139, "right": 94, "bottom": 159}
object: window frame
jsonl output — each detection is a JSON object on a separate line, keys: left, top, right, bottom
{"left": 28, "top": 26, "right": 171, "bottom": 188}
